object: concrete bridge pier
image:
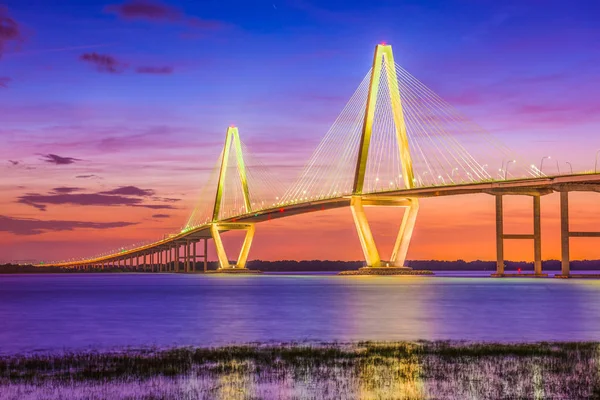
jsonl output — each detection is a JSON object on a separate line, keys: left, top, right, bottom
{"left": 555, "top": 191, "right": 600, "bottom": 278}
{"left": 174, "top": 244, "right": 180, "bottom": 272}
{"left": 339, "top": 196, "right": 431, "bottom": 276}
{"left": 184, "top": 241, "right": 190, "bottom": 272}
{"left": 492, "top": 193, "right": 546, "bottom": 277}
{"left": 208, "top": 223, "right": 259, "bottom": 273}
{"left": 166, "top": 248, "right": 169, "bottom": 271}
{"left": 181, "top": 239, "right": 208, "bottom": 273}
{"left": 191, "top": 241, "right": 197, "bottom": 272}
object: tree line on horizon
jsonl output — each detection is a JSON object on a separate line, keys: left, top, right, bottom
{"left": 2, "top": 259, "right": 600, "bottom": 273}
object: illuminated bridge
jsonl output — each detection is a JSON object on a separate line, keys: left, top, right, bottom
{"left": 44, "top": 44, "right": 600, "bottom": 277}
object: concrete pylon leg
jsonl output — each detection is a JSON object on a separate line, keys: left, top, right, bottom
{"left": 210, "top": 223, "right": 255, "bottom": 269}
{"left": 175, "top": 245, "right": 180, "bottom": 272}
{"left": 495, "top": 195, "right": 504, "bottom": 275}
{"left": 390, "top": 198, "right": 419, "bottom": 267}
{"left": 350, "top": 196, "right": 381, "bottom": 267}
{"left": 560, "top": 191, "right": 570, "bottom": 276}
{"left": 351, "top": 196, "right": 418, "bottom": 268}
{"left": 533, "top": 195, "right": 542, "bottom": 275}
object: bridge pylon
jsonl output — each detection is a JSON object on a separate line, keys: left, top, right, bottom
{"left": 211, "top": 126, "right": 256, "bottom": 270}
{"left": 351, "top": 44, "right": 419, "bottom": 269}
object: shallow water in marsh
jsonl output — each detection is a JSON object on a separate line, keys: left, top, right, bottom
{"left": 2, "top": 272, "right": 600, "bottom": 355}
{"left": 1, "top": 343, "right": 599, "bottom": 400}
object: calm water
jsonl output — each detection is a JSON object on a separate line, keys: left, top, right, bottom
{"left": 2, "top": 272, "right": 600, "bottom": 355}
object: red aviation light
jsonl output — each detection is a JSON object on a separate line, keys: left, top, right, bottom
{"left": 279, "top": 208, "right": 285, "bottom": 213}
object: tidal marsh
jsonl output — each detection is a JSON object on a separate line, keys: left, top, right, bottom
{"left": 1, "top": 341, "right": 599, "bottom": 399}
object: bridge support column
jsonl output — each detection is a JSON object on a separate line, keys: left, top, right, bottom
{"left": 492, "top": 193, "right": 546, "bottom": 277}
{"left": 560, "top": 191, "right": 570, "bottom": 276}
{"left": 533, "top": 195, "right": 542, "bottom": 275}
{"left": 495, "top": 195, "right": 504, "bottom": 274}
{"left": 555, "top": 191, "right": 600, "bottom": 278}
{"left": 192, "top": 241, "right": 197, "bottom": 272}
{"left": 166, "top": 247, "right": 171, "bottom": 272}
{"left": 175, "top": 245, "right": 180, "bottom": 272}
{"left": 210, "top": 223, "right": 255, "bottom": 270}
{"left": 349, "top": 196, "right": 419, "bottom": 269}
{"left": 204, "top": 238, "right": 208, "bottom": 272}
{"left": 184, "top": 242, "right": 189, "bottom": 273}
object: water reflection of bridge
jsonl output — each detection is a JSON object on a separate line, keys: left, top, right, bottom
{"left": 44, "top": 44, "right": 600, "bottom": 277}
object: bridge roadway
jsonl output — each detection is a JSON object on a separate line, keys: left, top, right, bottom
{"left": 46, "top": 173, "right": 600, "bottom": 269}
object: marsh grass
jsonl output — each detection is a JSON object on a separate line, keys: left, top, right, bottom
{"left": 1, "top": 341, "right": 599, "bottom": 399}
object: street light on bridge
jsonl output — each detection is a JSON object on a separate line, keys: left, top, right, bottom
{"left": 504, "top": 160, "right": 516, "bottom": 180}
{"left": 539, "top": 156, "right": 551, "bottom": 176}
{"left": 565, "top": 162, "right": 573, "bottom": 174}
{"left": 595, "top": 150, "right": 600, "bottom": 173}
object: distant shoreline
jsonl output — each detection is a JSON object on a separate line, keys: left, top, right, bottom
{"left": 2, "top": 259, "right": 600, "bottom": 274}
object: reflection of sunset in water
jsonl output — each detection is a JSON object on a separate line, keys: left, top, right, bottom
{"left": 357, "top": 344, "right": 425, "bottom": 399}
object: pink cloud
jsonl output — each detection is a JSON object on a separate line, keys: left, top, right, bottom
{"left": 513, "top": 102, "right": 600, "bottom": 125}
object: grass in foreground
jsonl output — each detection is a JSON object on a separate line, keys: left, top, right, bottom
{"left": 1, "top": 341, "right": 599, "bottom": 399}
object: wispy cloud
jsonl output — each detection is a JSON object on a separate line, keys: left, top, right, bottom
{"left": 17, "top": 186, "right": 176, "bottom": 211}
{"left": 136, "top": 66, "right": 173, "bottom": 74}
{"left": 104, "top": 0, "right": 224, "bottom": 30}
{"left": 0, "top": 77, "right": 10, "bottom": 88}
{"left": 100, "top": 186, "right": 154, "bottom": 197}
{"left": 51, "top": 187, "right": 83, "bottom": 194}
{"left": 80, "top": 53, "right": 127, "bottom": 74}
{"left": 0, "top": 6, "right": 22, "bottom": 57}
{"left": 40, "top": 154, "right": 81, "bottom": 165}
{"left": 105, "top": 0, "right": 181, "bottom": 22}
{"left": 151, "top": 213, "right": 170, "bottom": 218}
{"left": 0, "top": 215, "right": 137, "bottom": 235}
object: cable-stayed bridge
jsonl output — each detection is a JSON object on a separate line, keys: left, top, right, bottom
{"left": 44, "top": 44, "right": 600, "bottom": 277}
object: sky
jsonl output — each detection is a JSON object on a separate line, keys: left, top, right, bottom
{"left": 1, "top": 0, "right": 600, "bottom": 264}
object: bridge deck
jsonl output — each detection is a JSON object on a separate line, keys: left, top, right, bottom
{"left": 45, "top": 173, "right": 600, "bottom": 267}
